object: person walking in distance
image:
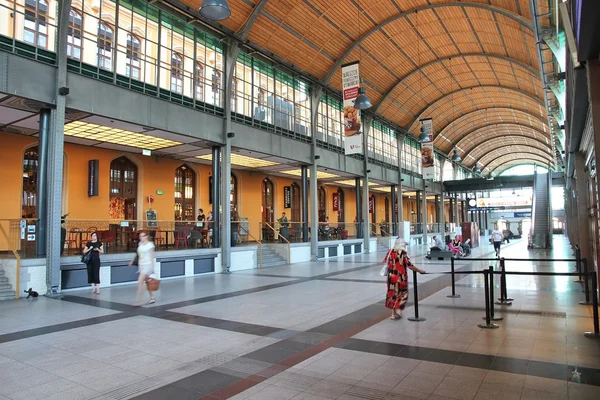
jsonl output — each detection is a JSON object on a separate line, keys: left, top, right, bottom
{"left": 492, "top": 227, "right": 503, "bottom": 257}
{"left": 385, "top": 238, "right": 426, "bottom": 320}
{"left": 130, "top": 231, "right": 156, "bottom": 306}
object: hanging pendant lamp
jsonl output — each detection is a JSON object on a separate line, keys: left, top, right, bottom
{"left": 199, "top": 0, "right": 231, "bottom": 21}
{"left": 473, "top": 165, "right": 481, "bottom": 174}
{"left": 354, "top": 87, "right": 372, "bottom": 110}
{"left": 451, "top": 149, "right": 461, "bottom": 163}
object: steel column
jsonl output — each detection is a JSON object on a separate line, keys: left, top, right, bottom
{"left": 574, "top": 153, "right": 592, "bottom": 271}
{"left": 211, "top": 146, "right": 221, "bottom": 248}
{"left": 362, "top": 116, "right": 372, "bottom": 253}
{"left": 309, "top": 88, "right": 322, "bottom": 260}
{"left": 355, "top": 177, "right": 362, "bottom": 239}
{"left": 391, "top": 185, "right": 397, "bottom": 236}
{"left": 301, "top": 165, "right": 309, "bottom": 242}
{"left": 36, "top": 108, "right": 50, "bottom": 258}
{"left": 422, "top": 187, "right": 428, "bottom": 244}
{"left": 46, "top": 0, "right": 71, "bottom": 295}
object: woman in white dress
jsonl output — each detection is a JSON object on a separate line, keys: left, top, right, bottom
{"left": 129, "top": 231, "right": 156, "bottom": 306}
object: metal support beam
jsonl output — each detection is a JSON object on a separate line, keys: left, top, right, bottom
{"left": 362, "top": 115, "right": 372, "bottom": 253}
{"left": 310, "top": 87, "right": 323, "bottom": 260}
{"left": 211, "top": 145, "right": 221, "bottom": 249}
{"left": 36, "top": 108, "right": 50, "bottom": 259}
{"left": 234, "top": 0, "right": 268, "bottom": 41}
{"left": 422, "top": 187, "right": 428, "bottom": 244}
{"left": 321, "top": 2, "right": 532, "bottom": 85}
{"left": 46, "top": 0, "right": 72, "bottom": 295}
{"left": 301, "top": 165, "right": 309, "bottom": 242}
{"left": 355, "top": 177, "right": 362, "bottom": 239}
{"left": 391, "top": 185, "right": 398, "bottom": 236}
{"left": 221, "top": 40, "right": 240, "bottom": 273}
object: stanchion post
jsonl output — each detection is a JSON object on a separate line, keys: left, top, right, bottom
{"left": 496, "top": 257, "right": 513, "bottom": 305}
{"left": 574, "top": 246, "right": 583, "bottom": 283}
{"left": 484, "top": 266, "right": 503, "bottom": 321}
{"left": 584, "top": 270, "right": 600, "bottom": 338}
{"left": 580, "top": 258, "right": 592, "bottom": 305}
{"left": 408, "top": 270, "right": 426, "bottom": 322}
{"left": 447, "top": 257, "right": 461, "bottom": 298}
{"left": 478, "top": 269, "right": 499, "bottom": 329}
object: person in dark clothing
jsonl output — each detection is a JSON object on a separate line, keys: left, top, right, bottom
{"left": 197, "top": 209, "right": 206, "bottom": 227}
{"left": 83, "top": 232, "right": 103, "bottom": 294}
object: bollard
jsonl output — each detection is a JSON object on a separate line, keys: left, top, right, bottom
{"left": 478, "top": 269, "right": 499, "bottom": 329}
{"left": 496, "top": 258, "right": 513, "bottom": 305}
{"left": 483, "top": 266, "right": 503, "bottom": 321}
{"left": 408, "top": 269, "right": 426, "bottom": 322}
{"left": 447, "top": 257, "right": 461, "bottom": 298}
{"left": 584, "top": 270, "right": 600, "bottom": 338}
{"left": 574, "top": 246, "right": 583, "bottom": 283}
{"left": 579, "top": 258, "right": 592, "bottom": 305}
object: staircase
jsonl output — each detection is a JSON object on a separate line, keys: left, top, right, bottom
{"left": 0, "top": 266, "right": 15, "bottom": 300}
{"left": 261, "top": 245, "right": 287, "bottom": 268}
{"left": 529, "top": 170, "right": 552, "bottom": 249}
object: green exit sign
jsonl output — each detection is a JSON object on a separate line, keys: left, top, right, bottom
{"left": 156, "top": 190, "right": 164, "bottom": 195}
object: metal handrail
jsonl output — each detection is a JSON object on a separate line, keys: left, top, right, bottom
{"left": 263, "top": 222, "right": 291, "bottom": 264}
{"left": 0, "top": 223, "right": 20, "bottom": 299}
{"left": 233, "top": 221, "right": 263, "bottom": 268}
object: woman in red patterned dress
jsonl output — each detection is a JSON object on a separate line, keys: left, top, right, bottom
{"left": 385, "top": 238, "right": 426, "bottom": 320}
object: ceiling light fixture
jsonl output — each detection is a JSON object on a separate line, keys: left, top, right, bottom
{"left": 199, "top": 0, "right": 231, "bottom": 21}
{"left": 353, "top": 0, "right": 371, "bottom": 110}
{"left": 196, "top": 153, "right": 279, "bottom": 168}
{"left": 451, "top": 148, "right": 462, "bottom": 163}
{"left": 473, "top": 165, "right": 481, "bottom": 174}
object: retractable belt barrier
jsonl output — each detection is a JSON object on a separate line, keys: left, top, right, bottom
{"left": 411, "top": 262, "right": 600, "bottom": 338}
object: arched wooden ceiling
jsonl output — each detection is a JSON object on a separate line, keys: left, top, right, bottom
{"left": 481, "top": 152, "right": 554, "bottom": 175}
{"left": 464, "top": 136, "right": 553, "bottom": 168}
{"left": 179, "top": 0, "right": 554, "bottom": 172}
{"left": 494, "top": 160, "right": 544, "bottom": 176}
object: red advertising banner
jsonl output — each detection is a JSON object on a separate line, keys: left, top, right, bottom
{"left": 333, "top": 192, "right": 339, "bottom": 211}
{"left": 369, "top": 196, "right": 374, "bottom": 213}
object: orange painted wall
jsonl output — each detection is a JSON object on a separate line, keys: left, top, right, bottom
{"left": 0, "top": 132, "right": 37, "bottom": 220}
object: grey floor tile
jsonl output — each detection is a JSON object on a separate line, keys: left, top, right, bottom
{"left": 173, "top": 369, "right": 239, "bottom": 395}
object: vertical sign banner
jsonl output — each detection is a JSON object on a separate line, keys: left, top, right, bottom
{"left": 420, "top": 118, "right": 435, "bottom": 180}
{"left": 88, "top": 160, "right": 99, "bottom": 197}
{"left": 342, "top": 61, "right": 362, "bottom": 155}
{"left": 283, "top": 186, "right": 291, "bottom": 208}
{"left": 332, "top": 192, "right": 339, "bottom": 211}
{"left": 369, "top": 196, "right": 374, "bottom": 213}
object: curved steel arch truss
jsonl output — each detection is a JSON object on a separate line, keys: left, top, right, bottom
{"left": 321, "top": 2, "right": 533, "bottom": 84}
{"left": 463, "top": 136, "right": 553, "bottom": 166}
{"left": 481, "top": 152, "right": 554, "bottom": 173}
{"left": 460, "top": 130, "right": 552, "bottom": 159}
{"left": 493, "top": 161, "right": 548, "bottom": 176}
{"left": 374, "top": 54, "right": 540, "bottom": 113}
{"left": 406, "top": 86, "right": 545, "bottom": 131}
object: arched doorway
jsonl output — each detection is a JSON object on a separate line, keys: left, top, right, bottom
{"left": 318, "top": 186, "right": 326, "bottom": 221}
{"left": 337, "top": 188, "right": 345, "bottom": 223}
{"left": 291, "top": 182, "right": 301, "bottom": 222}
{"left": 174, "top": 164, "right": 195, "bottom": 221}
{"left": 262, "top": 178, "right": 274, "bottom": 224}
{"left": 110, "top": 157, "right": 138, "bottom": 220}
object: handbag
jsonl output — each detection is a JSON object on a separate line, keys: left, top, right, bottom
{"left": 81, "top": 251, "right": 92, "bottom": 264}
{"left": 132, "top": 255, "right": 139, "bottom": 266}
{"left": 379, "top": 264, "right": 388, "bottom": 277}
{"left": 145, "top": 274, "right": 160, "bottom": 291}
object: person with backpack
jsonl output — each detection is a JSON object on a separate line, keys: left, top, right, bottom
{"left": 384, "top": 238, "right": 426, "bottom": 320}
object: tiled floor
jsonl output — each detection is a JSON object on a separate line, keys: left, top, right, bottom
{"left": 0, "top": 236, "right": 599, "bottom": 400}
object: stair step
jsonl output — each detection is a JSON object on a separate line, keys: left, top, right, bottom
{"left": 0, "top": 284, "right": 13, "bottom": 291}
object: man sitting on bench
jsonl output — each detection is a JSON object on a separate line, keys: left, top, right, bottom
{"left": 430, "top": 235, "right": 446, "bottom": 251}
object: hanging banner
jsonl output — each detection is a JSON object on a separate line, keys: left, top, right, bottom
{"left": 342, "top": 61, "right": 363, "bottom": 155}
{"left": 283, "top": 186, "right": 291, "bottom": 208}
{"left": 369, "top": 196, "right": 374, "bottom": 213}
{"left": 420, "top": 118, "right": 435, "bottom": 180}
{"left": 333, "top": 192, "right": 339, "bottom": 211}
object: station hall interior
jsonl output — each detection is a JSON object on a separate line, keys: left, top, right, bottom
{"left": 1, "top": 0, "right": 600, "bottom": 399}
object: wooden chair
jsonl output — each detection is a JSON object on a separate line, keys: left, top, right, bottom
{"left": 65, "top": 232, "right": 79, "bottom": 255}
{"left": 153, "top": 230, "right": 165, "bottom": 249}
{"left": 174, "top": 229, "right": 189, "bottom": 249}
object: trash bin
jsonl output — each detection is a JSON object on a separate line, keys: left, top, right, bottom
{"left": 280, "top": 226, "right": 289, "bottom": 242}
{"left": 231, "top": 230, "right": 238, "bottom": 247}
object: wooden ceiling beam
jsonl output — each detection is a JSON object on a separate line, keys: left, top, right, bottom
{"left": 492, "top": 159, "right": 553, "bottom": 175}
{"left": 373, "top": 54, "right": 540, "bottom": 113}
{"left": 320, "top": 2, "right": 533, "bottom": 85}
{"left": 406, "top": 85, "right": 546, "bottom": 130}
{"left": 462, "top": 135, "right": 553, "bottom": 163}
{"left": 480, "top": 151, "right": 553, "bottom": 172}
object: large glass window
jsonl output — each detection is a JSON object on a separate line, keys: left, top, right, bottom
{"left": 170, "top": 52, "right": 183, "bottom": 93}
{"left": 174, "top": 165, "right": 195, "bottom": 221}
{"left": 97, "top": 22, "right": 113, "bottom": 70}
{"left": 22, "top": 147, "right": 38, "bottom": 218}
{"left": 126, "top": 34, "right": 141, "bottom": 79}
{"left": 317, "top": 93, "right": 343, "bottom": 148}
{"left": 194, "top": 62, "right": 204, "bottom": 100}
{"left": 369, "top": 121, "right": 397, "bottom": 166}
{"left": 109, "top": 157, "right": 137, "bottom": 220}
{"left": 402, "top": 137, "right": 422, "bottom": 174}
{"left": 23, "top": 0, "right": 48, "bottom": 48}
{"left": 67, "top": 9, "right": 82, "bottom": 60}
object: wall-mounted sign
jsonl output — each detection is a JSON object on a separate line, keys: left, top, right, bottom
{"left": 283, "top": 186, "right": 291, "bottom": 208}
{"left": 514, "top": 212, "right": 532, "bottom": 218}
{"left": 88, "top": 159, "right": 99, "bottom": 197}
{"left": 27, "top": 234, "right": 35, "bottom": 241}
{"left": 145, "top": 209, "right": 158, "bottom": 227}
{"left": 369, "top": 196, "right": 374, "bottom": 213}
{"left": 27, "top": 225, "right": 36, "bottom": 233}
{"left": 476, "top": 197, "right": 532, "bottom": 209}
{"left": 333, "top": 192, "right": 339, "bottom": 211}
{"left": 156, "top": 190, "right": 164, "bottom": 195}
{"left": 142, "top": 149, "right": 152, "bottom": 156}
{"left": 120, "top": 221, "right": 130, "bottom": 227}
{"left": 20, "top": 220, "right": 25, "bottom": 240}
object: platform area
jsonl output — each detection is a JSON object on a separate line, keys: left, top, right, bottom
{"left": 0, "top": 236, "right": 599, "bottom": 400}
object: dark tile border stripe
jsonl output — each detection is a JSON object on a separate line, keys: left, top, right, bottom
{"left": 334, "top": 337, "right": 600, "bottom": 387}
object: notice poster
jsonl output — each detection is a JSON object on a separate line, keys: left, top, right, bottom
{"left": 342, "top": 61, "right": 363, "bottom": 155}
{"left": 420, "top": 118, "right": 435, "bottom": 180}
